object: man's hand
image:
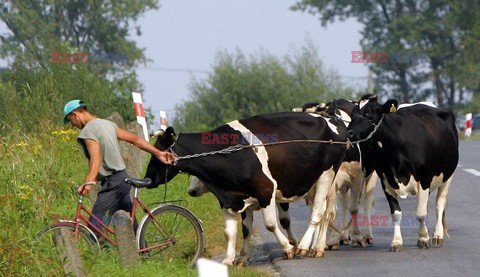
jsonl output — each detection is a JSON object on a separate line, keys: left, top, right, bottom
{"left": 77, "top": 182, "right": 96, "bottom": 195}
{"left": 116, "top": 126, "right": 175, "bottom": 165}
{"left": 155, "top": 151, "right": 175, "bottom": 164}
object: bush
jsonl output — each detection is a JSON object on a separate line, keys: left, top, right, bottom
{"left": 0, "top": 53, "right": 140, "bottom": 136}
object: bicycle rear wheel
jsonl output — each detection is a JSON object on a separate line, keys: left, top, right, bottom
{"left": 137, "top": 205, "right": 203, "bottom": 266}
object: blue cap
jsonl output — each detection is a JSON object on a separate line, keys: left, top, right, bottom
{"left": 63, "top": 100, "right": 86, "bottom": 124}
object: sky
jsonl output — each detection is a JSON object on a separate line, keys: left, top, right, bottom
{"left": 0, "top": 0, "right": 368, "bottom": 129}
{"left": 133, "top": 0, "right": 367, "bottom": 128}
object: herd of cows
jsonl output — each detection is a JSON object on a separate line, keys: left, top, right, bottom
{"left": 144, "top": 94, "right": 459, "bottom": 266}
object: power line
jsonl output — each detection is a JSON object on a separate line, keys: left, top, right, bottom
{"left": 136, "top": 66, "right": 209, "bottom": 74}
{"left": 136, "top": 65, "right": 368, "bottom": 80}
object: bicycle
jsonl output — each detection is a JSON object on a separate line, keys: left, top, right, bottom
{"left": 36, "top": 177, "right": 204, "bottom": 267}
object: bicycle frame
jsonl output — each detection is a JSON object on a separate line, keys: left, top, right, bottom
{"left": 70, "top": 186, "right": 176, "bottom": 253}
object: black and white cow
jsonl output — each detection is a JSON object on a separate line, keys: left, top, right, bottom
{"left": 348, "top": 95, "right": 459, "bottom": 251}
{"left": 293, "top": 99, "right": 379, "bottom": 248}
{"left": 187, "top": 176, "right": 296, "bottom": 265}
{"left": 145, "top": 112, "right": 349, "bottom": 265}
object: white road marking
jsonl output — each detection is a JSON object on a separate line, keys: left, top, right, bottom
{"left": 463, "top": 168, "right": 480, "bottom": 177}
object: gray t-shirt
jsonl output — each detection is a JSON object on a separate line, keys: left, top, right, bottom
{"left": 77, "top": 119, "right": 126, "bottom": 180}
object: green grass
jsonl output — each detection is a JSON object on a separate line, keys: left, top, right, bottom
{"left": 0, "top": 127, "right": 273, "bottom": 276}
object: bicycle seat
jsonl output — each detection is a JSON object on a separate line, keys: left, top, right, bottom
{"left": 125, "top": 177, "right": 152, "bottom": 188}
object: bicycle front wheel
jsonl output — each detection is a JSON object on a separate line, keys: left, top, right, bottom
{"left": 137, "top": 205, "right": 203, "bottom": 266}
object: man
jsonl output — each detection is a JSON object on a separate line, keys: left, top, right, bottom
{"left": 63, "top": 99, "right": 173, "bottom": 235}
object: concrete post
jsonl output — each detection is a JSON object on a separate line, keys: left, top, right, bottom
{"left": 112, "top": 210, "right": 139, "bottom": 267}
{"left": 53, "top": 228, "right": 86, "bottom": 277}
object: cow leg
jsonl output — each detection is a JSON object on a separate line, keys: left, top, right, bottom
{"left": 363, "top": 173, "right": 377, "bottom": 245}
{"left": 261, "top": 199, "right": 294, "bottom": 259}
{"left": 432, "top": 176, "right": 453, "bottom": 247}
{"left": 327, "top": 188, "right": 348, "bottom": 250}
{"left": 383, "top": 183, "right": 403, "bottom": 252}
{"left": 238, "top": 208, "right": 253, "bottom": 266}
{"left": 277, "top": 203, "right": 297, "bottom": 247}
{"left": 221, "top": 208, "right": 239, "bottom": 266}
{"left": 297, "top": 169, "right": 335, "bottom": 257}
{"left": 349, "top": 171, "right": 366, "bottom": 248}
{"left": 416, "top": 185, "right": 431, "bottom": 249}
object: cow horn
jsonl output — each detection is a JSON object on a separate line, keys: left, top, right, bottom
{"left": 151, "top": 130, "right": 164, "bottom": 138}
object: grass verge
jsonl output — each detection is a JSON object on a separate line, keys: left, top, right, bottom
{"left": 0, "top": 127, "right": 272, "bottom": 276}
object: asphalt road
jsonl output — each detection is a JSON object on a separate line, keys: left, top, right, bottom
{"left": 253, "top": 140, "right": 480, "bottom": 277}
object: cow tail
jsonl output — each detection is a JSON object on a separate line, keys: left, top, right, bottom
{"left": 325, "top": 176, "right": 339, "bottom": 233}
{"left": 443, "top": 209, "right": 450, "bottom": 239}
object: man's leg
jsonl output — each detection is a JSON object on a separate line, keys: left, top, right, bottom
{"left": 118, "top": 184, "right": 138, "bottom": 233}
{"left": 90, "top": 183, "right": 119, "bottom": 236}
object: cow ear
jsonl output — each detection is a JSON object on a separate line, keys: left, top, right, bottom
{"left": 383, "top": 99, "right": 399, "bottom": 113}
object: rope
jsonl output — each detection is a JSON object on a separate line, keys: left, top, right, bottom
{"left": 172, "top": 114, "right": 384, "bottom": 165}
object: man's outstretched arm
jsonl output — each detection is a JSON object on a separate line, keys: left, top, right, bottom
{"left": 116, "top": 127, "right": 174, "bottom": 164}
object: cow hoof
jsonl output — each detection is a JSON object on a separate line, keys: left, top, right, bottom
{"left": 365, "top": 238, "right": 374, "bottom": 245}
{"left": 234, "top": 260, "right": 248, "bottom": 267}
{"left": 295, "top": 248, "right": 309, "bottom": 257}
{"left": 432, "top": 238, "right": 444, "bottom": 247}
{"left": 312, "top": 250, "right": 324, "bottom": 258}
{"left": 326, "top": 243, "right": 340, "bottom": 251}
{"left": 352, "top": 239, "right": 367, "bottom": 248}
{"left": 340, "top": 238, "right": 350, "bottom": 245}
{"left": 417, "top": 240, "right": 431, "bottom": 249}
{"left": 284, "top": 249, "right": 295, "bottom": 259}
{"left": 389, "top": 245, "right": 403, "bottom": 252}
{"left": 222, "top": 259, "right": 234, "bottom": 266}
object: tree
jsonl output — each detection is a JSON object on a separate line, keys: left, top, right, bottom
{"left": 0, "top": 0, "right": 158, "bottom": 133}
{"left": 0, "top": 0, "right": 158, "bottom": 74}
{"left": 293, "top": 0, "right": 480, "bottom": 109}
{"left": 173, "top": 45, "right": 355, "bottom": 132}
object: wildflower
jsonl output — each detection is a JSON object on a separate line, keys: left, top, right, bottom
{"left": 51, "top": 129, "right": 77, "bottom": 140}
{"left": 32, "top": 144, "right": 43, "bottom": 154}
{"left": 14, "top": 142, "right": 28, "bottom": 147}
{"left": 18, "top": 184, "right": 34, "bottom": 200}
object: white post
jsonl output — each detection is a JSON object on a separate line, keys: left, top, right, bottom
{"left": 196, "top": 258, "right": 228, "bottom": 277}
{"left": 465, "top": 113, "right": 472, "bottom": 137}
{"left": 159, "top": 110, "right": 169, "bottom": 131}
{"left": 132, "top": 92, "right": 149, "bottom": 141}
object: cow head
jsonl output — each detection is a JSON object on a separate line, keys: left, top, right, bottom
{"left": 144, "top": 126, "right": 180, "bottom": 187}
{"left": 348, "top": 95, "right": 398, "bottom": 141}
{"left": 187, "top": 176, "right": 210, "bottom": 197}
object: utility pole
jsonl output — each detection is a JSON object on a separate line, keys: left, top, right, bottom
{"left": 367, "top": 67, "right": 375, "bottom": 94}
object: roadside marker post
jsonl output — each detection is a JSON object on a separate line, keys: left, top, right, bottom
{"left": 160, "top": 110, "right": 169, "bottom": 131}
{"left": 132, "top": 92, "right": 149, "bottom": 141}
{"left": 465, "top": 113, "right": 472, "bottom": 137}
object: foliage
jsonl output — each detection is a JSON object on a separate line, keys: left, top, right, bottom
{"left": 0, "top": 0, "right": 158, "bottom": 74}
{"left": 292, "top": 0, "right": 480, "bottom": 109}
{"left": 0, "top": 129, "right": 271, "bottom": 276}
{"left": 0, "top": 53, "right": 141, "bottom": 136}
{"left": 174, "top": 44, "right": 355, "bottom": 132}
